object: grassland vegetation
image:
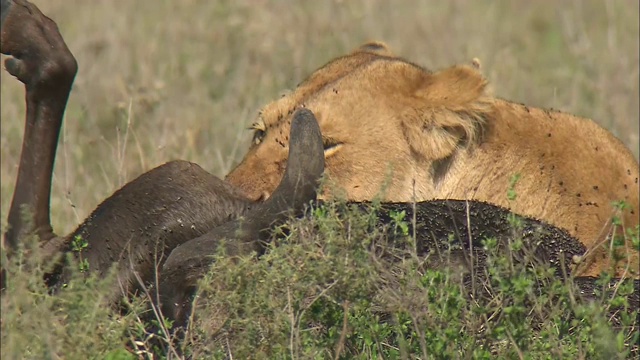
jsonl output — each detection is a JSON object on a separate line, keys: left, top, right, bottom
{"left": 2, "top": 201, "right": 638, "bottom": 358}
{"left": 1, "top": 0, "right": 638, "bottom": 358}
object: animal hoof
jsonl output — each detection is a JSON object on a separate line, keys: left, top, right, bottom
{"left": 285, "top": 108, "right": 324, "bottom": 181}
{"left": 4, "top": 57, "right": 25, "bottom": 79}
{"left": 0, "top": 0, "right": 77, "bottom": 88}
{"left": 291, "top": 108, "right": 317, "bottom": 127}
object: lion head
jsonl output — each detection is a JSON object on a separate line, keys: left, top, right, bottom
{"left": 226, "top": 42, "right": 639, "bottom": 278}
{"left": 226, "top": 42, "right": 493, "bottom": 202}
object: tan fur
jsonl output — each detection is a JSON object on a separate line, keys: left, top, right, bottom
{"left": 226, "top": 42, "right": 640, "bottom": 278}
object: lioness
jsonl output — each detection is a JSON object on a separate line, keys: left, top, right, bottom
{"left": 226, "top": 42, "right": 640, "bottom": 278}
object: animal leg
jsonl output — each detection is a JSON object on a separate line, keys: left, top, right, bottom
{"left": 2, "top": 0, "right": 77, "bottom": 252}
{"left": 158, "top": 108, "right": 325, "bottom": 329}
{"left": 47, "top": 160, "right": 255, "bottom": 300}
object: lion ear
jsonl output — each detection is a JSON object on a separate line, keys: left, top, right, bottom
{"left": 353, "top": 41, "right": 394, "bottom": 56}
{"left": 417, "top": 65, "right": 489, "bottom": 108}
{"left": 402, "top": 65, "right": 492, "bottom": 161}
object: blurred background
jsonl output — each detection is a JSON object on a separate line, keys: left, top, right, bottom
{"left": 1, "top": 0, "right": 638, "bottom": 236}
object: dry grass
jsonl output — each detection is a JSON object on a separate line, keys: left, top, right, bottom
{"left": 1, "top": 0, "right": 638, "bottom": 251}
{"left": 2, "top": 3, "right": 639, "bottom": 357}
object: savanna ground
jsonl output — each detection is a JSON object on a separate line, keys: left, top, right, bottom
{"left": 1, "top": 0, "right": 639, "bottom": 359}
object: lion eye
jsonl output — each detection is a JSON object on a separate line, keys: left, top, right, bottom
{"left": 323, "top": 138, "right": 337, "bottom": 150}
{"left": 253, "top": 129, "right": 266, "bottom": 145}
{"left": 322, "top": 137, "right": 343, "bottom": 157}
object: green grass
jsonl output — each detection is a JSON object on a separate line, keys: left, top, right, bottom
{"left": 1, "top": 0, "right": 638, "bottom": 236}
{"left": 1, "top": 0, "right": 639, "bottom": 358}
{"left": 2, "top": 202, "right": 638, "bottom": 359}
